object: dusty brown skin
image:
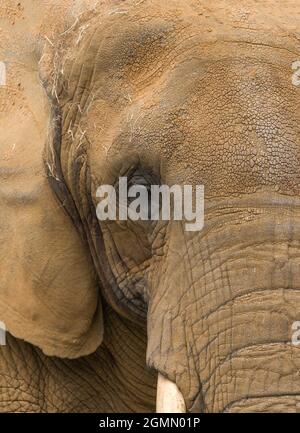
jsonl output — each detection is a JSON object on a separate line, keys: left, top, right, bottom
{"left": 1, "top": 0, "right": 300, "bottom": 412}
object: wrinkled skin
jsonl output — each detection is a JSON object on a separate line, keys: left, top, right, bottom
{"left": 1, "top": 0, "right": 300, "bottom": 412}
{"left": 0, "top": 307, "right": 155, "bottom": 412}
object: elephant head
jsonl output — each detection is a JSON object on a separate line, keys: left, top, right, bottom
{"left": 2, "top": 0, "right": 300, "bottom": 412}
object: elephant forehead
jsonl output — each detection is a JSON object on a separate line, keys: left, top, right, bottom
{"left": 60, "top": 0, "right": 299, "bottom": 107}
{"left": 60, "top": 1, "right": 300, "bottom": 196}
{"left": 143, "top": 56, "right": 300, "bottom": 194}
{"left": 88, "top": 53, "right": 300, "bottom": 198}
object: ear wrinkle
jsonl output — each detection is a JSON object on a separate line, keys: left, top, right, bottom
{"left": 45, "top": 101, "right": 147, "bottom": 325}
{"left": 44, "top": 103, "right": 87, "bottom": 242}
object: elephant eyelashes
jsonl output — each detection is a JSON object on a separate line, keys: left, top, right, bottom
{"left": 114, "top": 167, "right": 161, "bottom": 226}
{"left": 127, "top": 167, "right": 160, "bottom": 192}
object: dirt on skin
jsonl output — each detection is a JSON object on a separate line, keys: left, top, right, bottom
{"left": 1, "top": 0, "right": 300, "bottom": 209}
{"left": 1, "top": 0, "right": 300, "bottom": 413}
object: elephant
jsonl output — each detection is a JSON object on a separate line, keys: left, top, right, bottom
{"left": 1, "top": 0, "right": 300, "bottom": 413}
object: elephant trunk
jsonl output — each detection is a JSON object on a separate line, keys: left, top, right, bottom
{"left": 147, "top": 195, "right": 300, "bottom": 412}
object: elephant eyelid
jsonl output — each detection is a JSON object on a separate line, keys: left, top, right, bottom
{"left": 115, "top": 166, "right": 160, "bottom": 190}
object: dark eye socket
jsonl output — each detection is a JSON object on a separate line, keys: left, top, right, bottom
{"left": 127, "top": 167, "right": 159, "bottom": 189}
{"left": 126, "top": 168, "right": 160, "bottom": 218}
{"left": 113, "top": 166, "right": 160, "bottom": 227}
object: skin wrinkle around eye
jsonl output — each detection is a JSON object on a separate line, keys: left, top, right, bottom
{"left": 98, "top": 168, "right": 167, "bottom": 311}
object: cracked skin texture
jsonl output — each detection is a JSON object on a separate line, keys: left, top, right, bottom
{"left": 1, "top": 0, "right": 300, "bottom": 412}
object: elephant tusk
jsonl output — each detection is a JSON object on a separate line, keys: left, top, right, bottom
{"left": 156, "top": 373, "right": 186, "bottom": 413}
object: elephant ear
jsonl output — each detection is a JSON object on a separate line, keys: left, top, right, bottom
{"left": 0, "top": 48, "right": 103, "bottom": 360}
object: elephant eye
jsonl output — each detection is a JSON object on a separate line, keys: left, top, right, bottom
{"left": 128, "top": 168, "right": 158, "bottom": 221}
{"left": 115, "top": 167, "right": 160, "bottom": 225}
{"left": 127, "top": 167, "right": 158, "bottom": 190}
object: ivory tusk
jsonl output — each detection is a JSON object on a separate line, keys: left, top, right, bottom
{"left": 156, "top": 373, "right": 186, "bottom": 413}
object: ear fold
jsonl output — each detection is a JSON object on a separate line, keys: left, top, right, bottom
{"left": 0, "top": 46, "right": 104, "bottom": 360}
{"left": 41, "top": 18, "right": 140, "bottom": 324}
{"left": 0, "top": 132, "right": 104, "bottom": 358}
